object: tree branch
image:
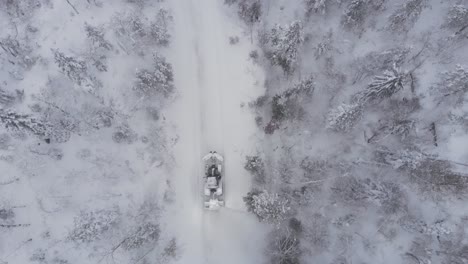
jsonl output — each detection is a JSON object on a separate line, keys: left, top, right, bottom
{"left": 0, "top": 223, "right": 30, "bottom": 228}
{"left": 65, "top": 0, "right": 79, "bottom": 14}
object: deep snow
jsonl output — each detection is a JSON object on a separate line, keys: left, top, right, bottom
{"left": 164, "top": 0, "right": 267, "bottom": 263}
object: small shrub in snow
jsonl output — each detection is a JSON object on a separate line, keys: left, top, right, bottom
{"left": 30, "top": 249, "right": 46, "bottom": 262}
{"left": 249, "top": 94, "right": 268, "bottom": 109}
{"left": 162, "top": 238, "right": 178, "bottom": 259}
{"left": 0, "top": 208, "right": 14, "bottom": 220}
{"left": 326, "top": 103, "right": 363, "bottom": 132}
{"left": 229, "top": 36, "right": 240, "bottom": 45}
{"left": 69, "top": 208, "right": 120, "bottom": 243}
{"left": 244, "top": 189, "right": 290, "bottom": 224}
{"left": 249, "top": 50, "right": 259, "bottom": 62}
{"left": 122, "top": 223, "right": 160, "bottom": 250}
{"left": 112, "top": 125, "right": 137, "bottom": 144}
{"left": 244, "top": 155, "right": 266, "bottom": 183}
{"left": 443, "top": 5, "right": 468, "bottom": 31}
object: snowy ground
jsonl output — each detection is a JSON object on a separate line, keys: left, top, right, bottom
{"left": 163, "top": 0, "right": 268, "bottom": 263}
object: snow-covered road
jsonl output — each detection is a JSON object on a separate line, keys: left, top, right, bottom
{"left": 165, "top": 0, "right": 267, "bottom": 263}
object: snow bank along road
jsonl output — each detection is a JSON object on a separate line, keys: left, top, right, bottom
{"left": 165, "top": 0, "right": 266, "bottom": 263}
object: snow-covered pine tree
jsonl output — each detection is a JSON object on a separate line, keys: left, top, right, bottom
{"left": 150, "top": 9, "right": 172, "bottom": 46}
{"left": 134, "top": 53, "right": 174, "bottom": 98}
{"left": 0, "top": 88, "right": 23, "bottom": 107}
{"left": 0, "top": 109, "right": 48, "bottom": 137}
{"left": 367, "top": 119, "right": 415, "bottom": 143}
{"left": 432, "top": 64, "right": 468, "bottom": 105}
{"left": 375, "top": 148, "right": 426, "bottom": 170}
{"left": 326, "top": 103, "right": 363, "bottom": 132}
{"left": 0, "top": 109, "right": 70, "bottom": 143}
{"left": 244, "top": 190, "right": 290, "bottom": 224}
{"left": 69, "top": 208, "right": 120, "bottom": 243}
{"left": 122, "top": 223, "right": 160, "bottom": 250}
{"left": 387, "top": 0, "right": 428, "bottom": 33}
{"left": 268, "top": 21, "right": 304, "bottom": 75}
{"left": 341, "top": 0, "right": 368, "bottom": 34}
{"left": 352, "top": 47, "right": 410, "bottom": 83}
{"left": 0, "top": 36, "right": 36, "bottom": 69}
{"left": 305, "top": 0, "right": 331, "bottom": 15}
{"left": 332, "top": 176, "right": 405, "bottom": 214}
{"left": 53, "top": 49, "right": 102, "bottom": 93}
{"left": 53, "top": 50, "right": 88, "bottom": 85}
{"left": 85, "top": 23, "right": 113, "bottom": 51}
{"left": 355, "top": 64, "right": 406, "bottom": 105}
{"left": 442, "top": 5, "right": 468, "bottom": 32}
{"left": 237, "top": 0, "right": 261, "bottom": 27}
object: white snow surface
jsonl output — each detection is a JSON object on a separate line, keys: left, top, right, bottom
{"left": 163, "top": 0, "right": 267, "bottom": 263}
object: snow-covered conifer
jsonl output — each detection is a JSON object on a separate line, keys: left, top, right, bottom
{"left": 326, "top": 103, "right": 362, "bottom": 132}
{"left": 353, "top": 47, "right": 410, "bottom": 83}
{"left": 69, "top": 209, "right": 120, "bottom": 243}
{"left": 443, "top": 5, "right": 468, "bottom": 31}
{"left": 387, "top": 0, "right": 428, "bottom": 33}
{"left": 0, "top": 36, "right": 36, "bottom": 69}
{"left": 305, "top": 0, "right": 331, "bottom": 15}
{"left": 134, "top": 53, "right": 174, "bottom": 98}
{"left": 85, "top": 23, "right": 113, "bottom": 51}
{"left": 53, "top": 50, "right": 88, "bottom": 85}
{"left": 246, "top": 190, "right": 290, "bottom": 224}
{"left": 341, "top": 0, "right": 368, "bottom": 33}
{"left": 238, "top": 0, "right": 261, "bottom": 27}
{"left": 53, "top": 50, "right": 102, "bottom": 92}
{"left": 355, "top": 64, "right": 406, "bottom": 105}
{"left": 122, "top": 223, "right": 160, "bottom": 250}
{"left": 268, "top": 21, "right": 304, "bottom": 74}
{"left": 0, "top": 109, "right": 47, "bottom": 137}
{"left": 150, "top": 9, "right": 172, "bottom": 46}
{"left": 0, "top": 88, "right": 23, "bottom": 107}
{"left": 432, "top": 64, "right": 468, "bottom": 105}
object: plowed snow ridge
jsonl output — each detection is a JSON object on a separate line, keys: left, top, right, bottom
{"left": 165, "top": 0, "right": 267, "bottom": 263}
